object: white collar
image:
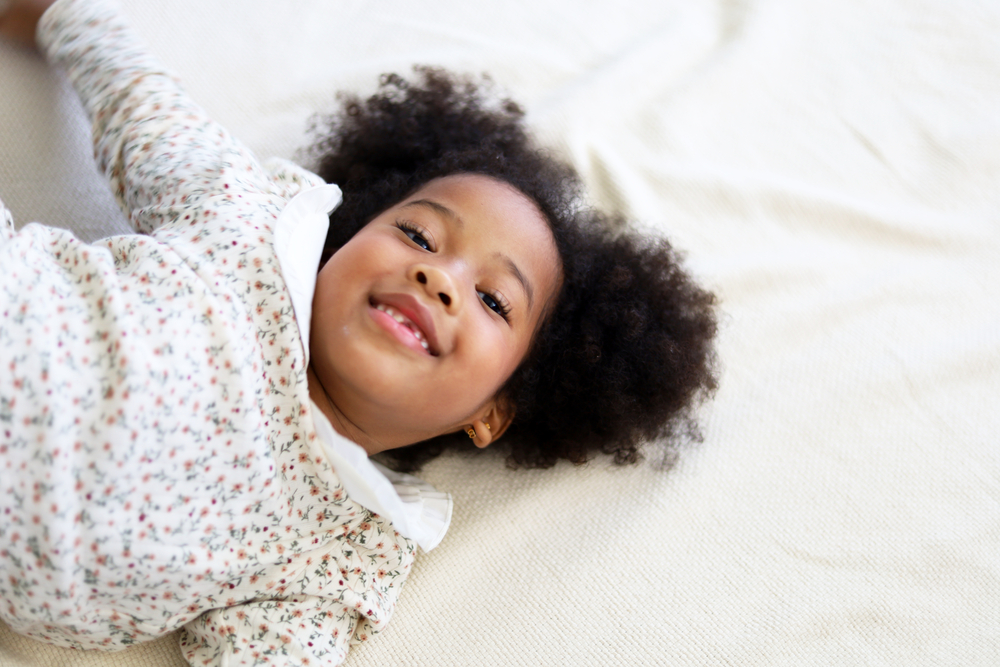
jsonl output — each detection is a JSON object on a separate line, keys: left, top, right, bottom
{"left": 274, "top": 184, "right": 453, "bottom": 552}
{"left": 311, "top": 403, "right": 453, "bottom": 552}
{"left": 272, "top": 184, "right": 343, "bottom": 358}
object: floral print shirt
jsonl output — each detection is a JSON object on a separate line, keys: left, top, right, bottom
{"left": 0, "top": 1, "right": 444, "bottom": 664}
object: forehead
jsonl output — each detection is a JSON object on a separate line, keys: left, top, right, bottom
{"left": 401, "top": 174, "right": 545, "bottom": 234}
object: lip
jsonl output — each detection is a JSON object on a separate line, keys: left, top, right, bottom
{"left": 369, "top": 293, "right": 442, "bottom": 356}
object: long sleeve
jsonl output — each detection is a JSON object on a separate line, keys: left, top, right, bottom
{"left": 36, "top": 0, "right": 315, "bottom": 235}
{"left": 2, "top": 5, "right": 424, "bottom": 667}
{"left": 179, "top": 596, "right": 357, "bottom": 667}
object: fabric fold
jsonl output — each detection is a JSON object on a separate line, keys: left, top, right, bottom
{"left": 310, "top": 403, "right": 453, "bottom": 552}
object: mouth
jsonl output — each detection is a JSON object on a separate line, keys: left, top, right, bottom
{"left": 369, "top": 296, "right": 440, "bottom": 356}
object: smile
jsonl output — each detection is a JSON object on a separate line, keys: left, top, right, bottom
{"left": 369, "top": 299, "right": 439, "bottom": 356}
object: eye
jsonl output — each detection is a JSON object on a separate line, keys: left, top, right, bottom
{"left": 477, "top": 290, "right": 511, "bottom": 321}
{"left": 396, "top": 221, "right": 432, "bottom": 251}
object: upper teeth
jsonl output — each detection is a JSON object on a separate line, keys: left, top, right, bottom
{"left": 376, "top": 304, "right": 429, "bottom": 350}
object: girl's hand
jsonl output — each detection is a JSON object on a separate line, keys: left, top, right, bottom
{"left": 0, "top": 0, "right": 59, "bottom": 50}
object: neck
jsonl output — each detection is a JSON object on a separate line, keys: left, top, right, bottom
{"left": 307, "top": 363, "right": 384, "bottom": 456}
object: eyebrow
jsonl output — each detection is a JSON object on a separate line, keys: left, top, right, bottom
{"left": 401, "top": 198, "right": 535, "bottom": 311}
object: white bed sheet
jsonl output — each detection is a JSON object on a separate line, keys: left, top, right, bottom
{"left": 1, "top": 0, "right": 998, "bottom": 665}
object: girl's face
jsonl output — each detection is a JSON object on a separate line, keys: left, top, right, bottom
{"left": 308, "top": 174, "right": 562, "bottom": 454}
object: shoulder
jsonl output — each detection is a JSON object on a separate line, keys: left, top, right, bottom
{"left": 263, "top": 158, "right": 328, "bottom": 199}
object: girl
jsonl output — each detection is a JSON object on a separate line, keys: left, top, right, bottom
{"left": 0, "top": 0, "right": 717, "bottom": 665}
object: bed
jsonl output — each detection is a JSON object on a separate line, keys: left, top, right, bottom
{"left": 1, "top": 0, "right": 998, "bottom": 665}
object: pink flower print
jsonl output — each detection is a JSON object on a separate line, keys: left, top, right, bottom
{"left": 0, "top": 3, "right": 422, "bottom": 654}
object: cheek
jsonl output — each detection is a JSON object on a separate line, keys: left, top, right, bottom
{"left": 461, "top": 321, "right": 527, "bottom": 391}
{"left": 312, "top": 261, "right": 347, "bottom": 325}
{"left": 311, "top": 248, "right": 371, "bottom": 352}
{"left": 314, "top": 234, "right": 396, "bottom": 305}
{"left": 320, "top": 237, "right": 373, "bottom": 282}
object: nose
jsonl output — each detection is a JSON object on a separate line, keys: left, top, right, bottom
{"left": 409, "top": 263, "right": 463, "bottom": 312}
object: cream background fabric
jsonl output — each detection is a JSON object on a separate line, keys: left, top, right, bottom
{"left": 2, "top": 0, "right": 998, "bottom": 665}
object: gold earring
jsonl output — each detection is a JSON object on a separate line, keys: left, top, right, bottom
{"left": 484, "top": 422, "right": 491, "bottom": 431}
{"left": 467, "top": 428, "right": 476, "bottom": 439}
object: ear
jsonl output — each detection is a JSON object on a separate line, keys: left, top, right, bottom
{"left": 463, "top": 398, "right": 515, "bottom": 449}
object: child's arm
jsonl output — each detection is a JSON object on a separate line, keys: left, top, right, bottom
{"left": 179, "top": 596, "right": 359, "bottom": 667}
{"left": 31, "top": 0, "right": 320, "bottom": 235}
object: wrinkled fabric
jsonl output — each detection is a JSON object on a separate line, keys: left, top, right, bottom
{"left": 0, "top": 1, "right": 432, "bottom": 664}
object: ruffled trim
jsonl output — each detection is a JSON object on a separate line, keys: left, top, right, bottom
{"left": 310, "top": 401, "right": 453, "bottom": 552}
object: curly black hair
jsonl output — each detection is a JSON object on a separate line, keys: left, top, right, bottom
{"left": 307, "top": 67, "right": 718, "bottom": 471}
